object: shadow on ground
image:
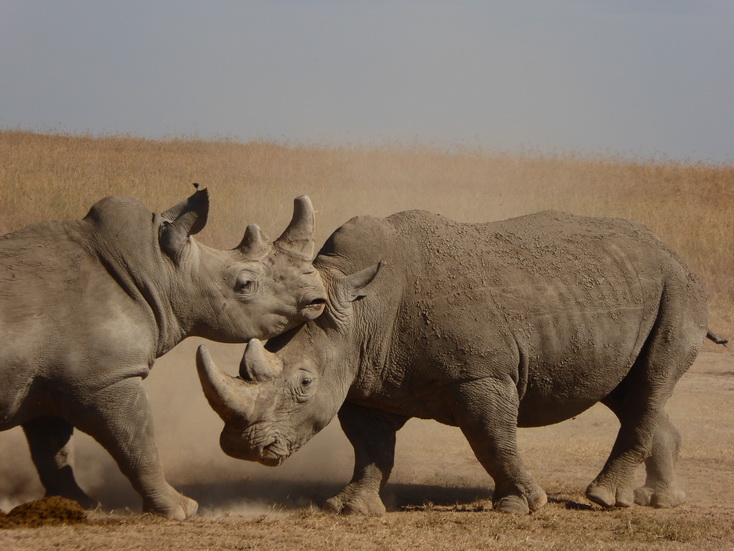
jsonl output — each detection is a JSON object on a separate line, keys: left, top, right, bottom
{"left": 178, "top": 478, "right": 495, "bottom": 514}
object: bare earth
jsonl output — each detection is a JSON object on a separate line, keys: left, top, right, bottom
{"left": 0, "top": 342, "right": 732, "bottom": 550}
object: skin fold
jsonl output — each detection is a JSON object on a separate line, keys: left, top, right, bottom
{"left": 0, "top": 188, "right": 326, "bottom": 519}
{"left": 198, "top": 209, "right": 709, "bottom": 515}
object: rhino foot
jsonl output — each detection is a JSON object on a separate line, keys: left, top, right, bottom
{"left": 586, "top": 482, "right": 634, "bottom": 508}
{"left": 493, "top": 486, "right": 547, "bottom": 515}
{"left": 634, "top": 485, "right": 686, "bottom": 508}
{"left": 323, "top": 489, "right": 386, "bottom": 516}
{"left": 143, "top": 492, "right": 198, "bottom": 520}
{"left": 494, "top": 495, "right": 529, "bottom": 514}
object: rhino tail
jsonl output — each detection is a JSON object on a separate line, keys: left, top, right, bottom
{"left": 706, "top": 330, "right": 728, "bottom": 346}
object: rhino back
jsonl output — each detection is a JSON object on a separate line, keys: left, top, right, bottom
{"left": 317, "top": 210, "right": 706, "bottom": 425}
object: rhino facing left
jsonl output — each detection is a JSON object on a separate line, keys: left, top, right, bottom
{"left": 0, "top": 187, "right": 326, "bottom": 519}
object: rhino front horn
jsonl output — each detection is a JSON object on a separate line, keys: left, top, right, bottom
{"left": 237, "top": 224, "right": 271, "bottom": 258}
{"left": 275, "top": 195, "right": 315, "bottom": 259}
{"left": 196, "top": 345, "right": 255, "bottom": 423}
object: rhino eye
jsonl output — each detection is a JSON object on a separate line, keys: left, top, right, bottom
{"left": 238, "top": 280, "right": 254, "bottom": 291}
{"left": 295, "top": 371, "right": 317, "bottom": 402}
{"left": 235, "top": 274, "right": 259, "bottom": 296}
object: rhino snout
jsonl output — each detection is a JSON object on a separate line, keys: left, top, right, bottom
{"left": 219, "top": 430, "right": 253, "bottom": 461}
{"left": 219, "top": 427, "right": 290, "bottom": 466}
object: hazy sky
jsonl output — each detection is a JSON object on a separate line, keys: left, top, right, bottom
{"left": 2, "top": 1, "right": 733, "bottom": 163}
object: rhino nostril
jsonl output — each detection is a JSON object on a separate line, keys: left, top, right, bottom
{"left": 307, "top": 298, "right": 326, "bottom": 307}
{"left": 262, "top": 439, "right": 288, "bottom": 460}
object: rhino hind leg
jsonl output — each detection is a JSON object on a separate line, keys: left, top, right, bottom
{"left": 323, "top": 402, "right": 407, "bottom": 516}
{"left": 588, "top": 403, "right": 686, "bottom": 509}
{"left": 22, "top": 416, "right": 98, "bottom": 509}
{"left": 587, "top": 298, "right": 702, "bottom": 509}
{"left": 633, "top": 413, "right": 686, "bottom": 508}
{"left": 453, "top": 378, "right": 547, "bottom": 514}
{"left": 70, "top": 377, "right": 197, "bottom": 519}
{"left": 587, "top": 394, "right": 667, "bottom": 509}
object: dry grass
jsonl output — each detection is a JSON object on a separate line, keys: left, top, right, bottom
{"left": 2, "top": 499, "right": 733, "bottom": 551}
{"left": 1, "top": 130, "right": 731, "bottom": 333}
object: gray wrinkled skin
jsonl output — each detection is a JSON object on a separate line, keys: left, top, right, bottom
{"left": 0, "top": 189, "right": 326, "bottom": 519}
{"left": 198, "top": 210, "right": 709, "bottom": 515}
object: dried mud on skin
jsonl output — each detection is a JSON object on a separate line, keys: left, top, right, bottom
{"left": 0, "top": 496, "right": 87, "bottom": 529}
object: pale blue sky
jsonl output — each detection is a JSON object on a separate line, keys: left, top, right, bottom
{"left": 2, "top": 1, "right": 733, "bottom": 162}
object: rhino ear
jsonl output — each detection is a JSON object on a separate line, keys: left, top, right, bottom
{"left": 339, "top": 261, "right": 384, "bottom": 303}
{"left": 160, "top": 187, "right": 209, "bottom": 262}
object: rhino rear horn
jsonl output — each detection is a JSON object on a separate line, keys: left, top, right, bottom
{"left": 240, "top": 338, "right": 283, "bottom": 382}
{"left": 274, "top": 195, "right": 316, "bottom": 259}
{"left": 237, "top": 224, "right": 271, "bottom": 258}
{"left": 160, "top": 187, "right": 209, "bottom": 262}
{"left": 196, "top": 344, "right": 255, "bottom": 423}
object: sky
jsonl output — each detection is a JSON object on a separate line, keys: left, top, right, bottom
{"left": 2, "top": 1, "right": 733, "bottom": 163}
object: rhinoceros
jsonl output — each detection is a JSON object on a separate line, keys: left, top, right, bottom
{"left": 196, "top": 209, "right": 720, "bottom": 515}
{"left": 0, "top": 188, "right": 327, "bottom": 519}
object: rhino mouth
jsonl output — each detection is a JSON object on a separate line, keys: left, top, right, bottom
{"left": 299, "top": 296, "right": 327, "bottom": 320}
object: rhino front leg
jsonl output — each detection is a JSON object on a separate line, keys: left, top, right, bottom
{"left": 22, "top": 416, "right": 98, "bottom": 508}
{"left": 71, "top": 377, "right": 197, "bottom": 519}
{"left": 323, "top": 402, "right": 407, "bottom": 516}
{"left": 452, "top": 378, "right": 547, "bottom": 514}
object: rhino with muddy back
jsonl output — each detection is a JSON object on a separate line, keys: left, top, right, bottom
{"left": 0, "top": 188, "right": 326, "bottom": 519}
{"left": 198, "top": 209, "right": 721, "bottom": 515}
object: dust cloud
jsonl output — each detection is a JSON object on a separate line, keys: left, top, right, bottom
{"left": 0, "top": 339, "right": 358, "bottom": 516}
{"left": 0, "top": 316, "right": 731, "bottom": 519}
{"left": 0, "top": 336, "right": 492, "bottom": 517}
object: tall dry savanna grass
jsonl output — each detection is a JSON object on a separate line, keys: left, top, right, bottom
{"left": 1, "top": 129, "right": 732, "bottom": 334}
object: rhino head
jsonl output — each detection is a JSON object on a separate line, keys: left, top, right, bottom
{"left": 137, "top": 188, "right": 328, "bottom": 353}
{"left": 196, "top": 262, "right": 382, "bottom": 465}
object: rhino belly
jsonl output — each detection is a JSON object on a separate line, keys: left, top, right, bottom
{"left": 499, "top": 279, "right": 654, "bottom": 428}
{"left": 516, "top": 325, "right": 645, "bottom": 427}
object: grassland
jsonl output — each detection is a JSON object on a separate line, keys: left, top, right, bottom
{"left": 1, "top": 130, "right": 731, "bottom": 332}
{"left": 0, "top": 130, "right": 733, "bottom": 550}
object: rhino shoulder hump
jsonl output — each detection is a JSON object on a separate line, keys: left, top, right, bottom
{"left": 84, "top": 195, "right": 151, "bottom": 222}
{"left": 319, "top": 215, "right": 391, "bottom": 254}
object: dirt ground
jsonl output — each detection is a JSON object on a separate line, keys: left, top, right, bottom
{"left": 0, "top": 342, "right": 732, "bottom": 550}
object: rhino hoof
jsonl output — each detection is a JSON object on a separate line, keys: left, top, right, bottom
{"left": 586, "top": 483, "right": 634, "bottom": 508}
{"left": 634, "top": 486, "right": 655, "bottom": 506}
{"left": 323, "top": 493, "right": 385, "bottom": 516}
{"left": 634, "top": 486, "right": 686, "bottom": 508}
{"left": 586, "top": 484, "right": 616, "bottom": 508}
{"left": 167, "top": 496, "right": 198, "bottom": 520}
{"left": 180, "top": 496, "right": 199, "bottom": 519}
{"left": 323, "top": 496, "right": 344, "bottom": 514}
{"left": 145, "top": 494, "right": 198, "bottom": 520}
{"left": 494, "top": 495, "right": 530, "bottom": 515}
